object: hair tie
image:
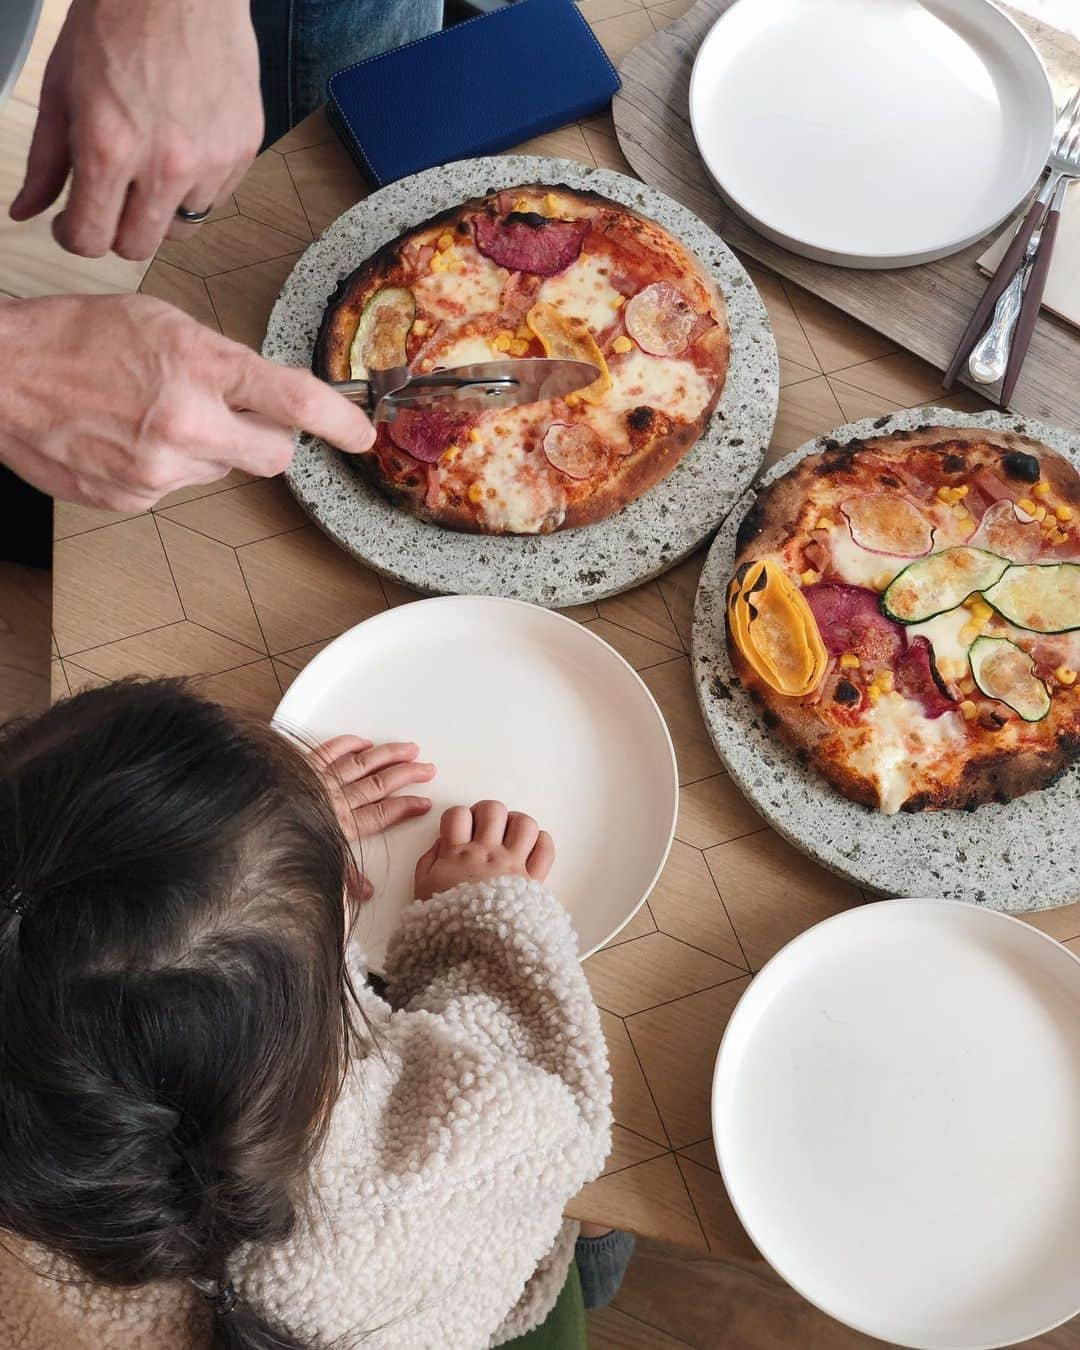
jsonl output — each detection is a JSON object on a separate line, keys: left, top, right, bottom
{"left": 189, "top": 1276, "right": 238, "bottom": 1318}
{"left": 2, "top": 887, "right": 30, "bottom": 917}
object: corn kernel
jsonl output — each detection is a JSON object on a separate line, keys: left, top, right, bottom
{"left": 1033, "top": 504, "right": 1047, "bottom": 522}
{"left": 468, "top": 428, "right": 482, "bottom": 444}
{"left": 565, "top": 393, "right": 579, "bottom": 407}
{"left": 840, "top": 653, "right": 861, "bottom": 669}
{"left": 1056, "top": 666, "right": 1078, "bottom": 686}
{"left": 962, "top": 595, "right": 976, "bottom": 609}
{"left": 515, "top": 325, "right": 533, "bottom": 340}
{"left": 953, "top": 508, "right": 972, "bottom": 527}
{"left": 1048, "top": 528, "right": 1069, "bottom": 546}
{"left": 959, "top": 699, "right": 978, "bottom": 720}
{"left": 441, "top": 445, "right": 460, "bottom": 464}
{"left": 614, "top": 295, "right": 625, "bottom": 307}
{"left": 814, "top": 515, "right": 833, "bottom": 531}
{"left": 1018, "top": 497, "right": 1038, "bottom": 515}
{"left": 492, "top": 334, "right": 511, "bottom": 353}
{"left": 958, "top": 676, "right": 976, "bottom": 696}
{"left": 959, "top": 623, "right": 981, "bottom": 645}
{"left": 1033, "top": 481, "right": 1050, "bottom": 497}
{"left": 939, "top": 659, "right": 964, "bottom": 682}
{"left": 429, "top": 250, "right": 447, "bottom": 273}
{"left": 467, "top": 482, "right": 484, "bottom": 504}
{"left": 800, "top": 569, "right": 820, "bottom": 586}
{"left": 1056, "top": 504, "right": 1074, "bottom": 522}
{"left": 544, "top": 193, "right": 559, "bottom": 215}
{"left": 514, "top": 196, "right": 530, "bottom": 212}
{"left": 611, "top": 335, "right": 633, "bottom": 354}
{"left": 874, "top": 670, "right": 895, "bottom": 692}
{"left": 509, "top": 338, "right": 529, "bottom": 357}
{"left": 936, "top": 485, "right": 953, "bottom": 502}
{"left": 496, "top": 329, "right": 514, "bottom": 343}
{"left": 954, "top": 483, "right": 969, "bottom": 497}
{"left": 412, "top": 319, "right": 428, "bottom": 338}
{"left": 873, "top": 572, "right": 894, "bottom": 592}
{"left": 437, "top": 232, "right": 454, "bottom": 251}
{"left": 867, "top": 686, "right": 881, "bottom": 704}
{"left": 970, "top": 600, "right": 992, "bottom": 623}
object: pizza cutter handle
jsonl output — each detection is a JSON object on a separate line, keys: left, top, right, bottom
{"left": 942, "top": 181, "right": 1054, "bottom": 391}
{"left": 329, "top": 378, "right": 374, "bottom": 412}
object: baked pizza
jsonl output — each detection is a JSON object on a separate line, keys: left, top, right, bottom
{"left": 314, "top": 184, "right": 729, "bottom": 534}
{"left": 725, "top": 425, "right": 1080, "bottom": 813}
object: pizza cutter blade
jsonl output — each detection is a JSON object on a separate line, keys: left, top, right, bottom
{"left": 330, "top": 359, "right": 600, "bottom": 421}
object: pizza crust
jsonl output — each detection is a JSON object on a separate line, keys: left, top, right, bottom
{"left": 314, "top": 184, "right": 729, "bottom": 535}
{"left": 727, "top": 426, "right": 1080, "bottom": 813}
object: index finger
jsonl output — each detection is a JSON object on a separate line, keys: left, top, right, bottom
{"left": 227, "top": 350, "right": 376, "bottom": 455}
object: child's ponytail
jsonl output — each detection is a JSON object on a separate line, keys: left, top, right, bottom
{"left": 0, "top": 681, "right": 362, "bottom": 1348}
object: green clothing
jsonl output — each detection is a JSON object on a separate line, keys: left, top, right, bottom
{"left": 502, "top": 1263, "right": 586, "bottom": 1349}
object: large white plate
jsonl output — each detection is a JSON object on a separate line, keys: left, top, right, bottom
{"left": 713, "top": 899, "right": 1080, "bottom": 1348}
{"left": 273, "top": 597, "right": 678, "bottom": 968}
{"left": 689, "top": 0, "right": 1055, "bottom": 268}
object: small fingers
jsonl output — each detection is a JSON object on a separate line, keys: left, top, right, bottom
{"left": 441, "top": 805, "right": 474, "bottom": 846}
{"left": 504, "top": 811, "right": 540, "bottom": 856}
{"left": 353, "top": 794, "right": 432, "bottom": 838}
{"left": 344, "top": 742, "right": 420, "bottom": 783}
{"left": 472, "top": 800, "right": 508, "bottom": 846}
{"left": 313, "top": 735, "right": 375, "bottom": 773}
{"left": 345, "top": 760, "right": 435, "bottom": 806}
{"left": 527, "top": 831, "right": 555, "bottom": 882}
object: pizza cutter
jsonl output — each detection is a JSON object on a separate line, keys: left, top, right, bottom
{"left": 329, "top": 359, "right": 599, "bottom": 424}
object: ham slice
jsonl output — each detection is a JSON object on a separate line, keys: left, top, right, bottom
{"left": 968, "top": 500, "right": 1042, "bottom": 563}
{"left": 387, "top": 408, "right": 477, "bottom": 464}
{"left": 802, "top": 583, "right": 905, "bottom": 663}
{"left": 895, "top": 636, "right": 956, "bottom": 718}
{"left": 473, "top": 212, "right": 588, "bottom": 277}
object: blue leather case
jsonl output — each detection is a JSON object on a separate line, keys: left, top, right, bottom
{"left": 326, "top": 0, "right": 621, "bottom": 188}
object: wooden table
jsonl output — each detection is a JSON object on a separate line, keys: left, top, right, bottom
{"left": 50, "top": 9, "right": 1080, "bottom": 1259}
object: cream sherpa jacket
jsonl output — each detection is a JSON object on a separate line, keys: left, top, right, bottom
{"left": 0, "top": 877, "right": 613, "bottom": 1349}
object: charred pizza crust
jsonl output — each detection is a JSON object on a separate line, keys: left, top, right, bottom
{"left": 314, "top": 184, "right": 729, "bottom": 535}
{"left": 728, "top": 426, "right": 1080, "bottom": 813}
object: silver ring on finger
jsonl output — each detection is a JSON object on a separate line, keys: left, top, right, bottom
{"left": 175, "top": 203, "right": 214, "bottom": 224}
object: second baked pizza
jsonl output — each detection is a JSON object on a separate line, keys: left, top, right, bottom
{"left": 314, "top": 183, "right": 729, "bottom": 535}
{"left": 724, "top": 424, "right": 1080, "bottom": 815}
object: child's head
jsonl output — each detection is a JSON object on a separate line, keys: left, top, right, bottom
{"left": 0, "top": 680, "right": 358, "bottom": 1350}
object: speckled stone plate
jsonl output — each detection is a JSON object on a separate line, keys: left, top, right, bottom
{"left": 692, "top": 408, "right": 1080, "bottom": 912}
{"left": 263, "top": 155, "right": 778, "bottom": 607}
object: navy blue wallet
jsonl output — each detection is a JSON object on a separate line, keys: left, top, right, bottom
{"left": 326, "top": 0, "right": 621, "bottom": 188}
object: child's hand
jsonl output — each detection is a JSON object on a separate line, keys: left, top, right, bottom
{"left": 414, "top": 800, "right": 555, "bottom": 901}
{"left": 314, "top": 736, "right": 435, "bottom": 844}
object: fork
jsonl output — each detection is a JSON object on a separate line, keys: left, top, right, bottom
{"left": 943, "top": 87, "right": 1080, "bottom": 403}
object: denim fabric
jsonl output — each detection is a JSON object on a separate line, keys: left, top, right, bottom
{"left": 250, "top": 0, "right": 445, "bottom": 147}
{"left": 574, "top": 1228, "right": 635, "bottom": 1310}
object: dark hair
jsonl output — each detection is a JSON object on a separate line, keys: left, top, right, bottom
{"left": 0, "top": 679, "right": 360, "bottom": 1350}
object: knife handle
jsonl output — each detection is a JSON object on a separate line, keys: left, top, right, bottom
{"left": 999, "top": 202, "right": 1061, "bottom": 408}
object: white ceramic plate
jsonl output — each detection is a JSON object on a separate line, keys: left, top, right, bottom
{"left": 0, "top": 0, "right": 41, "bottom": 109}
{"left": 689, "top": 0, "right": 1055, "bottom": 268}
{"left": 714, "top": 899, "right": 1080, "bottom": 1349}
{"left": 273, "top": 597, "right": 678, "bottom": 968}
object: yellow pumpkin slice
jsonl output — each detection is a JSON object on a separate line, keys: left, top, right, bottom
{"left": 525, "top": 301, "right": 611, "bottom": 404}
{"left": 727, "top": 561, "right": 828, "bottom": 697}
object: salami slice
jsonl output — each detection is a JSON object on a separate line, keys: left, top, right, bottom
{"left": 473, "top": 211, "right": 588, "bottom": 277}
{"left": 387, "top": 408, "right": 477, "bottom": 463}
{"left": 895, "top": 636, "right": 956, "bottom": 718}
{"left": 802, "top": 583, "right": 905, "bottom": 663}
{"left": 624, "top": 282, "right": 697, "bottom": 357}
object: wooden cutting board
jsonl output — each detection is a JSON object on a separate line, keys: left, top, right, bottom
{"left": 613, "top": 0, "right": 1080, "bottom": 428}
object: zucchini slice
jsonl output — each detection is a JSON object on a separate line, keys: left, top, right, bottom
{"left": 981, "top": 562, "right": 1080, "bottom": 634}
{"left": 969, "top": 635, "right": 1051, "bottom": 722}
{"left": 881, "top": 548, "right": 1009, "bottom": 624}
{"left": 349, "top": 287, "right": 415, "bottom": 379}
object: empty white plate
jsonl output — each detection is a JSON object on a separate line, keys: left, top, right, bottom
{"left": 274, "top": 597, "right": 678, "bottom": 968}
{"left": 689, "top": 0, "right": 1055, "bottom": 268}
{"left": 713, "top": 900, "right": 1080, "bottom": 1348}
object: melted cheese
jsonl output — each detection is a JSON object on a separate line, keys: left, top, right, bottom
{"left": 605, "top": 350, "right": 712, "bottom": 422}
{"left": 849, "top": 692, "right": 966, "bottom": 814}
{"left": 464, "top": 412, "right": 565, "bottom": 534}
{"left": 536, "top": 253, "right": 623, "bottom": 333}
{"left": 426, "top": 333, "right": 496, "bottom": 368}
{"left": 906, "top": 605, "right": 972, "bottom": 670}
{"left": 411, "top": 250, "right": 506, "bottom": 322}
{"left": 826, "top": 525, "right": 905, "bottom": 590}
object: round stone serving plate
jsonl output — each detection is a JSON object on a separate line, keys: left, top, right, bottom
{"left": 263, "top": 155, "right": 778, "bottom": 607}
{"left": 692, "top": 407, "right": 1080, "bottom": 911}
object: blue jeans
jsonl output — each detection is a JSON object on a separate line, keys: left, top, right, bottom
{"left": 250, "top": 0, "right": 445, "bottom": 147}
{"left": 575, "top": 1228, "right": 635, "bottom": 1310}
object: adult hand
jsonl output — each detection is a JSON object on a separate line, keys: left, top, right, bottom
{"left": 9, "top": 0, "right": 263, "bottom": 260}
{"left": 0, "top": 294, "right": 375, "bottom": 511}
{"left": 414, "top": 801, "right": 555, "bottom": 902}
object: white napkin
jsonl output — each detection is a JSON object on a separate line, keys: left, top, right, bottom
{"left": 977, "top": 184, "right": 1080, "bottom": 332}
